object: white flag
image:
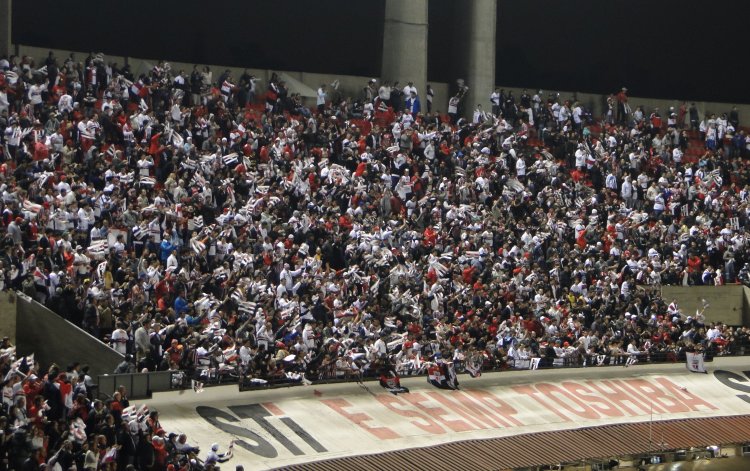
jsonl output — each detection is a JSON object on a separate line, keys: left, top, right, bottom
{"left": 685, "top": 351, "right": 707, "bottom": 373}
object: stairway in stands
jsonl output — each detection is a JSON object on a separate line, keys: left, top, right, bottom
{"left": 683, "top": 130, "right": 705, "bottom": 164}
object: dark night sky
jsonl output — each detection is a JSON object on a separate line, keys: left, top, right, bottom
{"left": 12, "top": 0, "right": 749, "bottom": 103}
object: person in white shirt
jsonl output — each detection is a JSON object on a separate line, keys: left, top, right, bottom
{"left": 373, "top": 334, "right": 388, "bottom": 358}
{"left": 572, "top": 103, "right": 583, "bottom": 131}
{"left": 574, "top": 145, "right": 587, "bottom": 169}
{"left": 302, "top": 322, "right": 317, "bottom": 351}
{"left": 0, "top": 89, "right": 9, "bottom": 115}
{"left": 425, "top": 84, "right": 434, "bottom": 113}
{"left": 473, "top": 105, "right": 487, "bottom": 124}
{"left": 77, "top": 204, "right": 95, "bottom": 233}
{"left": 316, "top": 84, "right": 327, "bottom": 113}
{"left": 448, "top": 95, "right": 460, "bottom": 123}
{"left": 28, "top": 82, "right": 45, "bottom": 115}
{"left": 137, "top": 154, "right": 154, "bottom": 177}
{"left": 706, "top": 323, "right": 722, "bottom": 341}
{"left": 166, "top": 252, "right": 178, "bottom": 272}
{"left": 402, "top": 81, "right": 417, "bottom": 98}
{"left": 378, "top": 82, "right": 392, "bottom": 103}
{"left": 621, "top": 176, "right": 634, "bottom": 208}
{"left": 558, "top": 103, "right": 570, "bottom": 127}
{"left": 490, "top": 88, "right": 500, "bottom": 116}
{"left": 626, "top": 339, "right": 641, "bottom": 366}
{"left": 89, "top": 223, "right": 104, "bottom": 241}
{"left": 170, "top": 103, "right": 184, "bottom": 126}
{"left": 111, "top": 323, "right": 129, "bottom": 355}
{"left": 605, "top": 172, "right": 617, "bottom": 191}
{"left": 515, "top": 156, "right": 526, "bottom": 179}
{"left": 672, "top": 146, "right": 683, "bottom": 164}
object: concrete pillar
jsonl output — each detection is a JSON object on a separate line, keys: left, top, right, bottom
{"left": 0, "top": 0, "right": 10, "bottom": 58}
{"left": 462, "top": 0, "right": 497, "bottom": 119}
{"left": 381, "top": 0, "right": 428, "bottom": 101}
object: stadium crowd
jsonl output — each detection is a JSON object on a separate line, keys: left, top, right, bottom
{"left": 1, "top": 50, "right": 750, "bottom": 468}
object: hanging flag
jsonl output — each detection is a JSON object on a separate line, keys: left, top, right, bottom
{"left": 686, "top": 351, "right": 707, "bottom": 374}
{"left": 379, "top": 367, "right": 409, "bottom": 395}
{"left": 465, "top": 353, "right": 483, "bottom": 378}
{"left": 427, "top": 360, "right": 459, "bottom": 390}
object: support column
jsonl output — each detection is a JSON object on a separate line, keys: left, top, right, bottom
{"left": 381, "top": 0, "right": 428, "bottom": 101}
{"left": 462, "top": 0, "right": 497, "bottom": 119}
{"left": 0, "top": 0, "right": 10, "bottom": 59}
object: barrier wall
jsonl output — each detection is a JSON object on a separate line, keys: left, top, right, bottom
{"left": 0, "top": 291, "right": 16, "bottom": 343}
{"left": 15, "top": 293, "right": 123, "bottom": 377}
{"left": 660, "top": 286, "right": 745, "bottom": 326}
{"left": 97, "top": 370, "right": 177, "bottom": 400}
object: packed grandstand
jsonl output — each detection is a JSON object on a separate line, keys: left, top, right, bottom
{"left": 1, "top": 49, "right": 750, "bottom": 469}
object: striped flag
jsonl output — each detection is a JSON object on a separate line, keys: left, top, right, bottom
{"left": 181, "top": 158, "right": 197, "bottom": 170}
{"left": 96, "top": 261, "right": 107, "bottom": 280}
{"left": 191, "top": 239, "right": 206, "bottom": 254}
{"left": 12, "top": 353, "right": 35, "bottom": 374}
{"left": 118, "top": 172, "right": 135, "bottom": 185}
{"left": 190, "top": 173, "right": 207, "bottom": 189}
{"left": 36, "top": 172, "right": 55, "bottom": 187}
{"left": 730, "top": 217, "right": 740, "bottom": 230}
{"left": 22, "top": 200, "right": 43, "bottom": 214}
{"left": 140, "top": 176, "right": 156, "bottom": 186}
{"left": 88, "top": 240, "right": 109, "bottom": 260}
{"left": 121, "top": 405, "right": 137, "bottom": 422}
{"left": 132, "top": 224, "right": 148, "bottom": 240}
{"left": 222, "top": 153, "right": 238, "bottom": 166}
{"left": 680, "top": 204, "right": 691, "bottom": 217}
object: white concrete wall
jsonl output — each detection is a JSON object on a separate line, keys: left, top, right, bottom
{"left": 660, "top": 285, "right": 744, "bottom": 326}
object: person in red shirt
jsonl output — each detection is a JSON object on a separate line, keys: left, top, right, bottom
{"left": 649, "top": 108, "right": 663, "bottom": 136}
{"left": 687, "top": 254, "right": 702, "bottom": 284}
{"left": 616, "top": 87, "right": 629, "bottom": 124}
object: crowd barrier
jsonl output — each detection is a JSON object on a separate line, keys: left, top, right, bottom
{"left": 96, "top": 370, "right": 182, "bottom": 400}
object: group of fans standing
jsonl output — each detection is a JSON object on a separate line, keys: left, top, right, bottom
{"left": 0, "top": 49, "right": 750, "bottom": 468}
